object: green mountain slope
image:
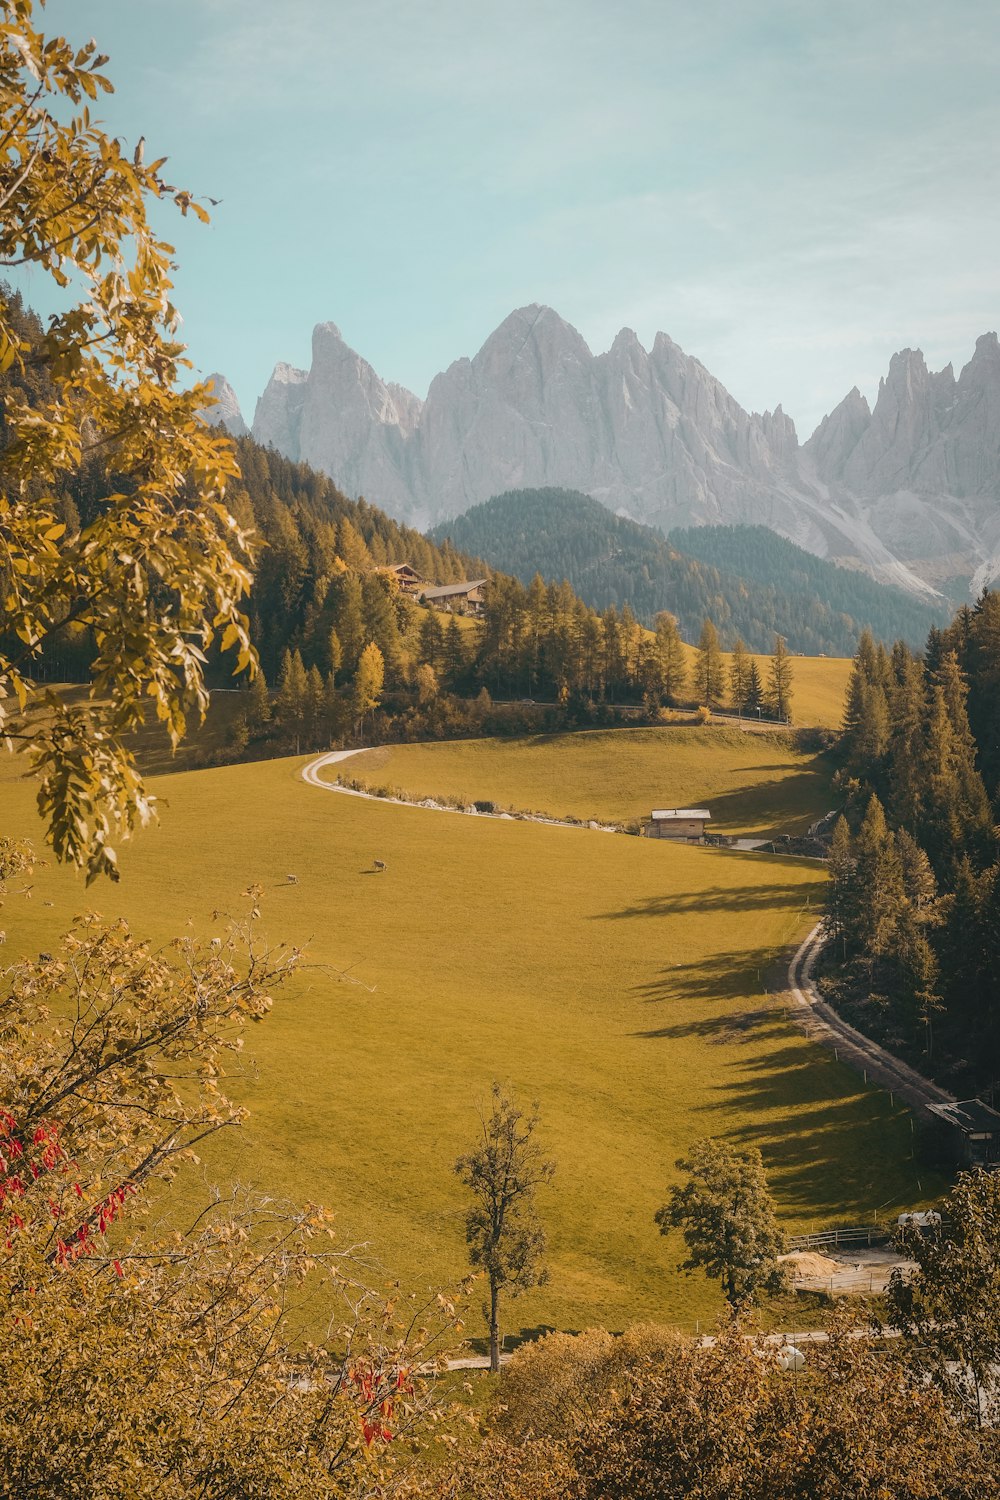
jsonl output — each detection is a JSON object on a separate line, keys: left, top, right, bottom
{"left": 432, "top": 488, "right": 947, "bottom": 652}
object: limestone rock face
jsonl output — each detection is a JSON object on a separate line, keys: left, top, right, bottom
{"left": 253, "top": 362, "right": 308, "bottom": 455}
{"left": 248, "top": 308, "right": 1000, "bottom": 596}
{"left": 200, "top": 373, "right": 248, "bottom": 437}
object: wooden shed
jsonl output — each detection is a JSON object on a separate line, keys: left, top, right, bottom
{"left": 926, "top": 1098, "right": 1000, "bottom": 1169}
{"left": 645, "top": 808, "right": 711, "bottom": 841}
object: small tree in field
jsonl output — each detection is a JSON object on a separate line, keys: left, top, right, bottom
{"left": 455, "top": 1083, "right": 555, "bottom": 1372}
{"left": 655, "top": 1137, "right": 785, "bottom": 1309}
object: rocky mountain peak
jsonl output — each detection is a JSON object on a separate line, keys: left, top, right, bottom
{"left": 244, "top": 309, "right": 1000, "bottom": 596}
{"left": 200, "top": 372, "right": 248, "bottom": 437}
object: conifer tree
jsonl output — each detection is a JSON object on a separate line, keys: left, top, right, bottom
{"left": 888, "top": 647, "right": 926, "bottom": 829}
{"left": 361, "top": 573, "right": 400, "bottom": 678}
{"left": 353, "top": 642, "right": 385, "bottom": 737}
{"left": 245, "top": 667, "right": 271, "bottom": 736}
{"left": 694, "top": 619, "right": 724, "bottom": 707}
{"left": 336, "top": 517, "right": 370, "bottom": 571}
{"left": 305, "top": 665, "right": 325, "bottom": 748}
{"left": 443, "top": 615, "right": 467, "bottom": 689}
{"left": 327, "top": 628, "right": 343, "bottom": 686}
{"left": 827, "top": 815, "right": 857, "bottom": 953}
{"left": 417, "top": 609, "right": 445, "bottom": 671}
{"left": 330, "top": 572, "right": 366, "bottom": 675}
{"left": 276, "top": 649, "right": 308, "bottom": 750}
{"left": 743, "top": 658, "right": 763, "bottom": 716}
{"left": 853, "top": 795, "right": 905, "bottom": 959}
{"left": 728, "top": 638, "right": 751, "bottom": 713}
{"left": 767, "top": 634, "right": 794, "bottom": 722}
{"left": 655, "top": 612, "right": 688, "bottom": 704}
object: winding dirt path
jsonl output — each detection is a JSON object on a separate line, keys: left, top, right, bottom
{"left": 786, "top": 924, "right": 954, "bottom": 1118}
{"left": 300, "top": 748, "right": 620, "bottom": 831}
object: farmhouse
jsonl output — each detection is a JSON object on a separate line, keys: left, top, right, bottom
{"left": 421, "top": 579, "right": 488, "bottom": 616}
{"left": 644, "top": 808, "right": 712, "bottom": 841}
{"left": 926, "top": 1098, "right": 1000, "bottom": 1169}
{"left": 380, "top": 561, "right": 426, "bottom": 594}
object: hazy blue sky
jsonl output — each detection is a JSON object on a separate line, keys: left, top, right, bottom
{"left": 22, "top": 0, "right": 1000, "bottom": 435}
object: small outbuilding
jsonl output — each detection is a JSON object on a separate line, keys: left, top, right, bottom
{"left": 644, "top": 808, "right": 712, "bottom": 841}
{"left": 926, "top": 1098, "right": 1000, "bottom": 1169}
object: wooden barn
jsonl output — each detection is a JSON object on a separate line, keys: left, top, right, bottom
{"left": 421, "top": 579, "right": 488, "bottom": 616}
{"left": 926, "top": 1098, "right": 1000, "bottom": 1169}
{"left": 644, "top": 808, "right": 712, "bottom": 841}
{"left": 380, "top": 562, "right": 426, "bottom": 594}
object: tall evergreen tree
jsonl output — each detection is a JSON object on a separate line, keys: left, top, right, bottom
{"left": 767, "top": 634, "right": 794, "bottom": 722}
{"left": 694, "top": 619, "right": 725, "bottom": 707}
{"left": 353, "top": 642, "right": 385, "bottom": 737}
{"left": 728, "top": 638, "right": 751, "bottom": 713}
{"left": 853, "top": 795, "right": 905, "bottom": 959}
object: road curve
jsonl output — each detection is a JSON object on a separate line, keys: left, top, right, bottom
{"left": 300, "top": 748, "right": 620, "bottom": 831}
{"left": 786, "top": 923, "right": 954, "bottom": 1118}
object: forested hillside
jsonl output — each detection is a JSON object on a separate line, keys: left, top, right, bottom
{"left": 432, "top": 488, "right": 946, "bottom": 653}
{"left": 670, "top": 523, "right": 948, "bottom": 647}
{"left": 822, "top": 594, "right": 1000, "bottom": 1095}
{"left": 3, "top": 294, "right": 810, "bottom": 759}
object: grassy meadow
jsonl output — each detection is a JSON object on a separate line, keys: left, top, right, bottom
{"left": 0, "top": 739, "right": 934, "bottom": 1339}
{"left": 711, "top": 647, "right": 852, "bottom": 729}
{"left": 339, "top": 725, "right": 833, "bottom": 836}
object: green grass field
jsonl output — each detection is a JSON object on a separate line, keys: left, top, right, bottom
{"left": 0, "top": 742, "right": 932, "bottom": 1339}
{"left": 340, "top": 726, "right": 834, "bottom": 837}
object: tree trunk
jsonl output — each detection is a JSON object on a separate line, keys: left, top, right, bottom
{"left": 489, "top": 1279, "right": 501, "bottom": 1373}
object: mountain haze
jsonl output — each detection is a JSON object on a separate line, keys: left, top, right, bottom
{"left": 433, "top": 488, "right": 946, "bottom": 655}
{"left": 232, "top": 307, "right": 1000, "bottom": 598}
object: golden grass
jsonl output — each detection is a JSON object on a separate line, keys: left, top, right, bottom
{"left": 0, "top": 746, "right": 932, "bottom": 1339}
{"left": 341, "top": 726, "right": 834, "bottom": 837}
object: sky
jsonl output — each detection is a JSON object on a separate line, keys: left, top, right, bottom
{"left": 17, "top": 0, "right": 1000, "bottom": 437}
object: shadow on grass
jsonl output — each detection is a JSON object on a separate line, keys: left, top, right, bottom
{"left": 628, "top": 945, "right": 917, "bottom": 1218}
{"left": 683, "top": 762, "right": 833, "bottom": 834}
{"left": 633, "top": 945, "right": 796, "bottom": 1006}
{"left": 594, "top": 874, "right": 826, "bottom": 926}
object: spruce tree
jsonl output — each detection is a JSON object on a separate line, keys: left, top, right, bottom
{"left": 744, "top": 658, "right": 763, "bottom": 716}
{"left": 854, "top": 795, "right": 905, "bottom": 959}
{"left": 654, "top": 612, "right": 687, "bottom": 704}
{"left": 246, "top": 667, "right": 271, "bottom": 736}
{"left": 767, "top": 634, "right": 794, "bottom": 722}
{"left": 276, "top": 648, "right": 308, "bottom": 750}
{"left": 443, "top": 615, "right": 467, "bottom": 689}
{"left": 888, "top": 648, "right": 926, "bottom": 830}
{"left": 417, "top": 608, "right": 445, "bottom": 671}
{"left": 695, "top": 619, "right": 724, "bottom": 707}
{"left": 361, "top": 573, "right": 400, "bottom": 678}
{"left": 728, "top": 638, "right": 750, "bottom": 713}
{"left": 827, "top": 815, "right": 857, "bottom": 954}
{"left": 330, "top": 572, "right": 365, "bottom": 675}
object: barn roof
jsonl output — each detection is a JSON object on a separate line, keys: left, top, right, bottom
{"left": 927, "top": 1098, "right": 1000, "bottom": 1135}
{"left": 422, "top": 579, "right": 487, "bottom": 600}
{"left": 651, "top": 808, "right": 711, "bottom": 821}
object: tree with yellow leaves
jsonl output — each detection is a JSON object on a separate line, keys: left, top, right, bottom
{"left": 0, "top": 0, "right": 255, "bottom": 880}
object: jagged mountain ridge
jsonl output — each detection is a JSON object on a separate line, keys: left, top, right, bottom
{"left": 215, "top": 308, "right": 1000, "bottom": 598}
